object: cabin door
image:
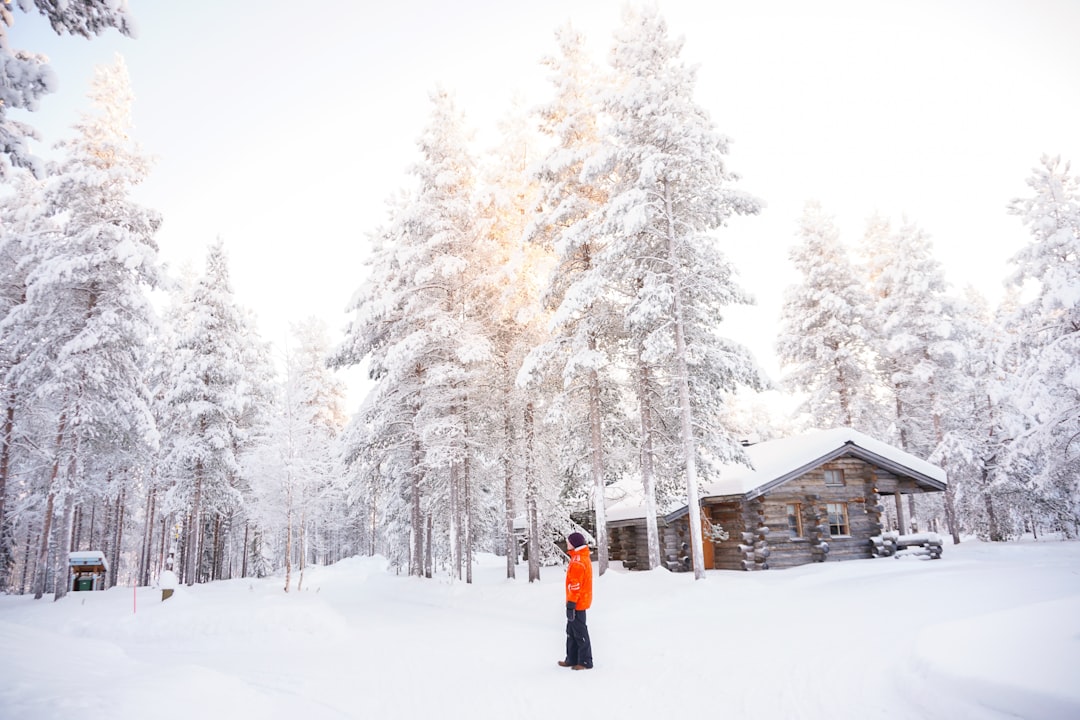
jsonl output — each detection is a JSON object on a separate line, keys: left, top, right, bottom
{"left": 690, "top": 514, "right": 715, "bottom": 570}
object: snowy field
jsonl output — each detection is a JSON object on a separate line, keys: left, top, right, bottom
{"left": 1, "top": 539, "right": 1078, "bottom": 720}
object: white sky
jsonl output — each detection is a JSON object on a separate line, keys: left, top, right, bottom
{"left": 10, "top": 0, "right": 1080, "bottom": 405}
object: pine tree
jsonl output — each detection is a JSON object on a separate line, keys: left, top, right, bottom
{"left": 931, "top": 289, "right": 1022, "bottom": 541}
{"left": 1005, "top": 155, "right": 1080, "bottom": 534}
{"left": 162, "top": 240, "right": 254, "bottom": 586}
{"left": 862, "top": 217, "right": 960, "bottom": 457}
{"left": 478, "top": 101, "right": 550, "bottom": 580}
{"left": 333, "top": 90, "right": 494, "bottom": 578}
{"left": 597, "top": 6, "right": 764, "bottom": 579}
{"left": 332, "top": 208, "right": 422, "bottom": 574}
{"left": 525, "top": 23, "right": 623, "bottom": 574}
{"left": 777, "top": 201, "right": 877, "bottom": 431}
{"left": 0, "top": 173, "right": 50, "bottom": 592}
{"left": 1, "top": 57, "right": 161, "bottom": 599}
{"left": 247, "top": 318, "right": 344, "bottom": 591}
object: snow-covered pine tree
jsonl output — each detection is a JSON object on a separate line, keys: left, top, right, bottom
{"left": 525, "top": 23, "right": 622, "bottom": 574}
{"left": 2, "top": 57, "right": 162, "bottom": 599}
{"left": 1005, "top": 155, "right": 1080, "bottom": 535}
{"left": 246, "top": 318, "right": 345, "bottom": 592}
{"left": 404, "top": 89, "right": 494, "bottom": 581}
{"left": 478, "top": 101, "right": 551, "bottom": 580}
{"left": 0, "top": 172, "right": 50, "bottom": 593}
{"left": 331, "top": 207, "right": 421, "bottom": 574}
{"left": 597, "top": 6, "right": 764, "bottom": 579}
{"left": 0, "top": 0, "right": 134, "bottom": 177}
{"left": 334, "top": 90, "right": 494, "bottom": 579}
{"left": 777, "top": 201, "right": 878, "bottom": 432}
{"left": 930, "top": 289, "right": 1023, "bottom": 541}
{"left": 861, "top": 216, "right": 965, "bottom": 534}
{"left": 286, "top": 319, "right": 347, "bottom": 570}
{"left": 862, "top": 217, "right": 960, "bottom": 457}
{"left": 161, "top": 239, "right": 254, "bottom": 586}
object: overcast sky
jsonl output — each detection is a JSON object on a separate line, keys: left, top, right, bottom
{"left": 11, "top": 0, "right": 1080, "bottom": 405}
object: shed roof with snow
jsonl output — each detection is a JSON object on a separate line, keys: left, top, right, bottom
{"left": 69, "top": 551, "right": 109, "bottom": 571}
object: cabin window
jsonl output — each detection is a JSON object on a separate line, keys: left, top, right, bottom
{"left": 786, "top": 503, "right": 803, "bottom": 537}
{"left": 827, "top": 503, "right": 850, "bottom": 536}
{"left": 824, "top": 469, "right": 844, "bottom": 486}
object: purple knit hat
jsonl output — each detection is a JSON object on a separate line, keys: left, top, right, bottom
{"left": 567, "top": 532, "right": 587, "bottom": 550}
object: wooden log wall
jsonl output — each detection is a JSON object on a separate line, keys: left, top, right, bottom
{"left": 738, "top": 498, "right": 771, "bottom": 570}
{"left": 608, "top": 525, "right": 639, "bottom": 570}
{"left": 761, "top": 458, "right": 884, "bottom": 566}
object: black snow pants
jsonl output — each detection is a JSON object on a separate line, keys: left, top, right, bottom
{"left": 565, "top": 609, "right": 593, "bottom": 668}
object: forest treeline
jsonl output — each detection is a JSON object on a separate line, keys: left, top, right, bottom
{"left": 1, "top": 5, "right": 1077, "bottom": 597}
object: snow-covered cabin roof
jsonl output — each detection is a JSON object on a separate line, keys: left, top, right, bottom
{"left": 68, "top": 551, "right": 109, "bottom": 570}
{"left": 606, "top": 427, "right": 946, "bottom": 524}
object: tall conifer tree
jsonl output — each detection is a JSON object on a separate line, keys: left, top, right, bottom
{"left": 597, "top": 7, "right": 764, "bottom": 578}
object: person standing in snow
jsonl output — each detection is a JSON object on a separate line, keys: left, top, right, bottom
{"left": 558, "top": 532, "right": 593, "bottom": 670}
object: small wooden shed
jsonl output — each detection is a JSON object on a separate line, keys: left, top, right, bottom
{"left": 68, "top": 551, "right": 109, "bottom": 591}
{"left": 606, "top": 428, "right": 947, "bottom": 572}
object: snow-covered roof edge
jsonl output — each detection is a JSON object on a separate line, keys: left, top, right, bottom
{"left": 69, "top": 550, "right": 109, "bottom": 570}
{"left": 739, "top": 427, "right": 947, "bottom": 500}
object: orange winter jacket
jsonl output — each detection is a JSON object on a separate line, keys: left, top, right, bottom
{"left": 565, "top": 545, "right": 593, "bottom": 610}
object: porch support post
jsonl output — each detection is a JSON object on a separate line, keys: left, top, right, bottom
{"left": 894, "top": 492, "right": 907, "bottom": 534}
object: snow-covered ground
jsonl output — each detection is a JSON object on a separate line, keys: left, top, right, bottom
{"left": 1, "top": 539, "right": 1078, "bottom": 720}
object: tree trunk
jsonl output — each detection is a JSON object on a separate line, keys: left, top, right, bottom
{"left": 298, "top": 507, "right": 307, "bottom": 592}
{"left": 943, "top": 481, "right": 961, "bottom": 544}
{"left": 587, "top": 358, "right": 608, "bottom": 575}
{"left": 0, "top": 398, "right": 15, "bottom": 592}
{"left": 424, "top": 513, "right": 433, "bottom": 579}
{"left": 503, "top": 415, "right": 516, "bottom": 580}
{"left": 411, "top": 437, "right": 424, "bottom": 577}
{"left": 19, "top": 519, "right": 34, "bottom": 594}
{"left": 140, "top": 489, "right": 156, "bottom": 586}
{"left": 525, "top": 402, "right": 540, "bottom": 583}
{"left": 665, "top": 182, "right": 706, "bottom": 580}
{"left": 449, "top": 460, "right": 460, "bottom": 581}
{"left": 211, "top": 514, "right": 222, "bottom": 582}
{"left": 368, "top": 483, "right": 377, "bottom": 557}
{"left": 285, "top": 478, "right": 294, "bottom": 592}
{"left": 53, "top": 484, "right": 76, "bottom": 601}
{"left": 87, "top": 500, "right": 97, "bottom": 554}
{"left": 637, "top": 350, "right": 661, "bottom": 570}
{"left": 241, "top": 521, "right": 250, "bottom": 579}
{"left": 186, "top": 461, "right": 204, "bottom": 586}
{"left": 71, "top": 506, "right": 82, "bottom": 552}
{"left": 982, "top": 467, "right": 1003, "bottom": 541}
{"left": 464, "top": 452, "right": 472, "bottom": 585}
{"left": 110, "top": 489, "right": 124, "bottom": 588}
{"left": 34, "top": 412, "right": 68, "bottom": 599}
{"left": 53, "top": 447, "right": 79, "bottom": 601}
{"left": 158, "top": 516, "right": 168, "bottom": 578}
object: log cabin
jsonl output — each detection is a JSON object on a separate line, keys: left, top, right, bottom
{"left": 605, "top": 428, "right": 947, "bottom": 571}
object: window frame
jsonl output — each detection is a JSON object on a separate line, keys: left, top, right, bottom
{"left": 826, "top": 502, "right": 850, "bottom": 537}
{"left": 786, "top": 502, "right": 804, "bottom": 538}
{"left": 824, "top": 468, "right": 845, "bottom": 486}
